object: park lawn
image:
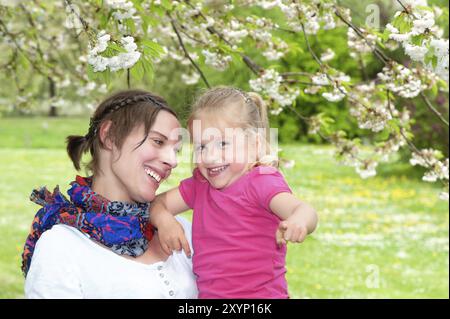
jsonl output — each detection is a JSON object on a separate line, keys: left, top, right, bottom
{"left": 0, "top": 117, "right": 448, "bottom": 298}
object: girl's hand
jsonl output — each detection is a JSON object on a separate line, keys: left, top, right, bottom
{"left": 156, "top": 214, "right": 192, "bottom": 257}
{"left": 275, "top": 220, "right": 308, "bottom": 246}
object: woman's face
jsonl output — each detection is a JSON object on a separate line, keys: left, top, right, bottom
{"left": 109, "top": 111, "right": 181, "bottom": 203}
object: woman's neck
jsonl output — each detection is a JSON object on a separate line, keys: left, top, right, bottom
{"left": 91, "top": 172, "right": 135, "bottom": 203}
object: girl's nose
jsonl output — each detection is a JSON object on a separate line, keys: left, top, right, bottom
{"left": 203, "top": 145, "right": 222, "bottom": 164}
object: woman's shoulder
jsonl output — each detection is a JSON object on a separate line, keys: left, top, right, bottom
{"left": 35, "top": 224, "right": 89, "bottom": 255}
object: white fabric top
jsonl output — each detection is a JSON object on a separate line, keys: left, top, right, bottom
{"left": 25, "top": 216, "right": 198, "bottom": 299}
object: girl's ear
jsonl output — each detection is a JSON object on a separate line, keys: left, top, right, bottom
{"left": 255, "top": 131, "right": 268, "bottom": 159}
{"left": 98, "top": 120, "right": 114, "bottom": 150}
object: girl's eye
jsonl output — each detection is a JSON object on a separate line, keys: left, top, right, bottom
{"left": 220, "top": 141, "right": 229, "bottom": 148}
{"left": 196, "top": 144, "right": 205, "bottom": 152}
{"left": 153, "top": 139, "right": 164, "bottom": 146}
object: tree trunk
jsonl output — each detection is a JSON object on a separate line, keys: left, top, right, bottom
{"left": 48, "top": 76, "right": 57, "bottom": 117}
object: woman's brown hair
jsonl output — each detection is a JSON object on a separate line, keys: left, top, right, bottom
{"left": 66, "top": 89, "right": 178, "bottom": 174}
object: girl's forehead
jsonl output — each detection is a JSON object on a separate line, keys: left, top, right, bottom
{"left": 194, "top": 113, "right": 244, "bottom": 131}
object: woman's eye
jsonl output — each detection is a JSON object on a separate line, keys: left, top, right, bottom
{"left": 196, "top": 145, "right": 205, "bottom": 152}
{"left": 153, "top": 139, "right": 164, "bottom": 146}
{"left": 220, "top": 141, "right": 229, "bottom": 148}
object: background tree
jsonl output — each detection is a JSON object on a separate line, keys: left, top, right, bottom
{"left": 0, "top": 0, "right": 448, "bottom": 199}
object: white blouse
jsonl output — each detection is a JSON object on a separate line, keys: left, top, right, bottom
{"left": 25, "top": 216, "right": 198, "bottom": 299}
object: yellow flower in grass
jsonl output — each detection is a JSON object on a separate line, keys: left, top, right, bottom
{"left": 391, "top": 189, "right": 416, "bottom": 200}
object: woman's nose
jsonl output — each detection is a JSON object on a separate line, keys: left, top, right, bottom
{"left": 161, "top": 148, "right": 178, "bottom": 168}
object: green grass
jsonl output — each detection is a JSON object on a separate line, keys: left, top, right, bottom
{"left": 0, "top": 117, "right": 448, "bottom": 298}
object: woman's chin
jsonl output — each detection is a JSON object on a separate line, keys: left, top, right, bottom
{"left": 145, "top": 188, "right": 158, "bottom": 201}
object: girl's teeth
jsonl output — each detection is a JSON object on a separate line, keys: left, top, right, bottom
{"left": 210, "top": 166, "right": 227, "bottom": 172}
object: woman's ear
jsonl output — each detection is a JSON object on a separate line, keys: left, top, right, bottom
{"left": 98, "top": 120, "right": 114, "bottom": 150}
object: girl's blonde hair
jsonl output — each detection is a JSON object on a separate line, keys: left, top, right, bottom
{"left": 187, "top": 86, "right": 278, "bottom": 168}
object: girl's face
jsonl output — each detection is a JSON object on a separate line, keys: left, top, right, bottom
{"left": 192, "top": 115, "right": 258, "bottom": 190}
{"left": 108, "top": 111, "right": 181, "bottom": 203}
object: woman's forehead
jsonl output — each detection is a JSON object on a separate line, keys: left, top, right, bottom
{"left": 150, "top": 111, "right": 181, "bottom": 140}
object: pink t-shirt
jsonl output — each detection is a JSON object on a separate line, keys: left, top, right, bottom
{"left": 179, "top": 166, "right": 292, "bottom": 299}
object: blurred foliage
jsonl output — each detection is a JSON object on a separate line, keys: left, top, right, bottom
{"left": 0, "top": 0, "right": 448, "bottom": 155}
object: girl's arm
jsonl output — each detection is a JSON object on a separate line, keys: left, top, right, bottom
{"left": 269, "top": 193, "right": 318, "bottom": 245}
{"left": 150, "top": 187, "right": 192, "bottom": 256}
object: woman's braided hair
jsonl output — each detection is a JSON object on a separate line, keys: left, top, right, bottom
{"left": 84, "top": 93, "right": 172, "bottom": 140}
{"left": 67, "top": 90, "right": 177, "bottom": 173}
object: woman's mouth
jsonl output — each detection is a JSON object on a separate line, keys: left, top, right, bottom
{"left": 207, "top": 165, "right": 229, "bottom": 177}
{"left": 145, "top": 167, "right": 162, "bottom": 183}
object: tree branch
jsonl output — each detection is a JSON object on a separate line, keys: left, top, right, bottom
{"left": 420, "top": 92, "right": 449, "bottom": 127}
{"left": 170, "top": 18, "right": 211, "bottom": 88}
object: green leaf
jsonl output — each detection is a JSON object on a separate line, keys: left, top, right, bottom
{"left": 141, "top": 39, "right": 164, "bottom": 58}
{"left": 125, "top": 18, "right": 136, "bottom": 34}
{"left": 141, "top": 57, "right": 154, "bottom": 82}
{"left": 130, "top": 60, "right": 144, "bottom": 81}
{"left": 410, "top": 35, "right": 424, "bottom": 46}
{"left": 100, "top": 68, "right": 111, "bottom": 86}
{"left": 108, "top": 42, "right": 127, "bottom": 53}
{"left": 160, "top": 0, "right": 173, "bottom": 10}
{"left": 87, "top": 64, "right": 97, "bottom": 81}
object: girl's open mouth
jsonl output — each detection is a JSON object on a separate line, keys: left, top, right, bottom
{"left": 207, "top": 165, "right": 229, "bottom": 177}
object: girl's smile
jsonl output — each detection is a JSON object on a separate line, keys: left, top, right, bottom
{"left": 205, "top": 164, "right": 230, "bottom": 178}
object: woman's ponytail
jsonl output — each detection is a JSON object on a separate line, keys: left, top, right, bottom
{"left": 66, "top": 135, "right": 89, "bottom": 171}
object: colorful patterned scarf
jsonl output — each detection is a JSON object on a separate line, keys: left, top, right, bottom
{"left": 22, "top": 176, "right": 155, "bottom": 277}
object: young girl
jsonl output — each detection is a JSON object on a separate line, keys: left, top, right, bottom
{"left": 150, "top": 87, "right": 318, "bottom": 299}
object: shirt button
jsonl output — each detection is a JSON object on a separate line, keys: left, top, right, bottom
{"left": 159, "top": 273, "right": 164, "bottom": 278}
{"left": 164, "top": 280, "right": 170, "bottom": 285}
{"left": 169, "top": 290, "right": 175, "bottom": 296}
{"left": 157, "top": 265, "right": 163, "bottom": 271}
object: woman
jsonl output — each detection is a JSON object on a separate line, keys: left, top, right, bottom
{"left": 22, "top": 90, "right": 197, "bottom": 298}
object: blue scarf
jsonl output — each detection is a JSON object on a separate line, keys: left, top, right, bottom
{"left": 22, "top": 176, "right": 155, "bottom": 277}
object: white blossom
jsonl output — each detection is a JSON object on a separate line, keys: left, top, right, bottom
{"left": 320, "top": 48, "right": 335, "bottom": 62}
{"left": 202, "top": 49, "right": 232, "bottom": 71}
{"left": 323, "top": 86, "right": 347, "bottom": 102}
{"left": 181, "top": 72, "right": 200, "bottom": 85}
{"left": 249, "top": 69, "right": 299, "bottom": 106}
{"left": 404, "top": 43, "right": 428, "bottom": 62}
{"left": 356, "top": 160, "right": 378, "bottom": 179}
{"left": 88, "top": 33, "right": 141, "bottom": 72}
{"left": 312, "top": 74, "right": 330, "bottom": 86}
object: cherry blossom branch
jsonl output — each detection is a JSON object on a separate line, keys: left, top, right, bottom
{"left": 420, "top": 92, "right": 449, "bottom": 127}
{"left": 64, "top": 0, "right": 90, "bottom": 34}
{"left": 0, "top": 20, "right": 50, "bottom": 77}
{"left": 334, "top": 4, "right": 448, "bottom": 129}
{"left": 333, "top": 6, "right": 390, "bottom": 64}
{"left": 170, "top": 18, "right": 211, "bottom": 88}
{"left": 182, "top": 0, "right": 262, "bottom": 75}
